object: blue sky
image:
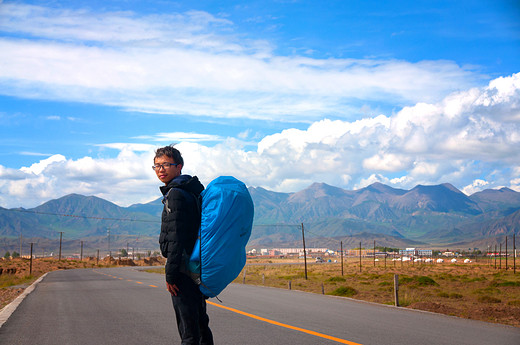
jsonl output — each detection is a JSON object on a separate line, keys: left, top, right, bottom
{"left": 0, "top": 0, "right": 519, "bottom": 208}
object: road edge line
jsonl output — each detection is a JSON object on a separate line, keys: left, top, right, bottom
{"left": 0, "top": 272, "right": 49, "bottom": 328}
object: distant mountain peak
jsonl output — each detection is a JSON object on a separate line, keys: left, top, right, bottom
{"left": 363, "top": 182, "right": 407, "bottom": 195}
{"left": 290, "top": 182, "right": 347, "bottom": 201}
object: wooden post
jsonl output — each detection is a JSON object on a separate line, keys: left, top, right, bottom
{"left": 301, "top": 223, "right": 308, "bottom": 280}
{"left": 394, "top": 274, "right": 399, "bottom": 307}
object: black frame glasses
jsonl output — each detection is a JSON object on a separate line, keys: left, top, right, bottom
{"left": 152, "top": 163, "right": 179, "bottom": 170}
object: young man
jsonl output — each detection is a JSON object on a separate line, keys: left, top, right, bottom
{"left": 154, "top": 145, "right": 213, "bottom": 345}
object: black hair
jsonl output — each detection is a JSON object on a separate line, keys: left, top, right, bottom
{"left": 154, "top": 145, "right": 184, "bottom": 166}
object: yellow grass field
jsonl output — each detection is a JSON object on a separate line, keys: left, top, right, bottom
{"left": 236, "top": 257, "right": 520, "bottom": 327}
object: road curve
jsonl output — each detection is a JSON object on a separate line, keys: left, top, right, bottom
{"left": 0, "top": 267, "right": 518, "bottom": 345}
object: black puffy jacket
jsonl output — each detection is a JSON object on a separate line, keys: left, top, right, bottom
{"left": 159, "top": 175, "right": 204, "bottom": 284}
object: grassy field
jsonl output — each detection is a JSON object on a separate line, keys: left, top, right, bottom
{"left": 236, "top": 257, "right": 520, "bottom": 327}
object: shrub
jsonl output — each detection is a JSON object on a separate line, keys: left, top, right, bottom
{"left": 326, "top": 276, "right": 346, "bottom": 282}
{"left": 399, "top": 276, "right": 414, "bottom": 284}
{"left": 328, "top": 286, "right": 358, "bottom": 297}
{"left": 438, "top": 292, "right": 450, "bottom": 298}
{"left": 495, "top": 281, "right": 520, "bottom": 287}
{"left": 416, "top": 276, "right": 438, "bottom": 286}
{"left": 449, "top": 293, "right": 463, "bottom": 299}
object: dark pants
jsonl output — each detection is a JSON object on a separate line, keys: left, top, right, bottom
{"left": 171, "top": 273, "right": 214, "bottom": 345}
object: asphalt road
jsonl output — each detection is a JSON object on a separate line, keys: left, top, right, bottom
{"left": 0, "top": 267, "right": 519, "bottom": 345}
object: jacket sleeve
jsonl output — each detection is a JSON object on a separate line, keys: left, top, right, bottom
{"left": 161, "top": 188, "right": 197, "bottom": 285}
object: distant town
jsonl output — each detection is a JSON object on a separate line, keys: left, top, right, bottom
{"left": 247, "top": 247, "right": 516, "bottom": 262}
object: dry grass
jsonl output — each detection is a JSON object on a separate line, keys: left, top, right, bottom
{"left": 237, "top": 257, "right": 520, "bottom": 327}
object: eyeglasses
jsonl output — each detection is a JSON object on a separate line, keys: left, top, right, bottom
{"left": 152, "top": 163, "right": 179, "bottom": 171}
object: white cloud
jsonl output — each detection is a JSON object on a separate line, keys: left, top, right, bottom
{"left": 0, "top": 3, "right": 484, "bottom": 121}
{"left": 133, "top": 132, "right": 223, "bottom": 143}
{"left": 462, "top": 179, "right": 489, "bottom": 195}
{"left": 2, "top": 70, "right": 519, "bottom": 207}
{"left": 20, "top": 154, "right": 66, "bottom": 175}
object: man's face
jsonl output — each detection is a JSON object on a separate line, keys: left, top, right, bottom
{"left": 154, "top": 155, "right": 182, "bottom": 185}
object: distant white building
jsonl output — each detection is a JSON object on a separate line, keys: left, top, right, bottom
{"left": 399, "top": 248, "right": 433, "bottom": 257}
{"left": 259, "top": 248, "right": 329, "bottom": 256}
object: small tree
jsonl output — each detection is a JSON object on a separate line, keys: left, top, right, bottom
{"left": 4, "top": 251, "right": 11, "bottom": 259}
{"left": 120, "top": 248, "right": 128, "bottom": 257}
{"left": 12, "top": 251, "right": 20, "bottom": 258}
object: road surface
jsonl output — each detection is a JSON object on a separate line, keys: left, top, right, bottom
{"left": 0, "top": 267, "right": 518, "bottom": 344}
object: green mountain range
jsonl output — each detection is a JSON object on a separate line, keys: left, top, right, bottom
{"left": 1, "top": 182, "right": 519, "bottom": 255}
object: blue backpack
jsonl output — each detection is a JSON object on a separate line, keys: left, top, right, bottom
{"left": 187, "top": 176, "right": 254, "bottom": 297}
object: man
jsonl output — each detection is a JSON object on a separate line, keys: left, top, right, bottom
{"left": 154, "top": 145, "right": 213, "bottom": 345}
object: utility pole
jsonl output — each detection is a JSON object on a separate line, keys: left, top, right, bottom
{"left": 340, "top": 241, "right": 344, "bottom": 276}
{"left": 80, "top": 241, "right": 83, "bottom": 261}
{"left": 513, "top": 233, "right": 516, "bottom": 274}
{"left": 359, "top": 241, "right": 362, "bottom": 272}
{"left": 500, "top": 243, "right": 502, "bottom": 269}
{"left": 373, "top": 240, "right": 376, "bottom": 267}
{"left": 505, "top": 236, "right": 508, "bottom": 270}
{"left": 107, "top": 227, "right": 111, "bottom": 258}
{"left": 19, "top": 230, "right": 22, "bottom": 258}
{"left": 29, "top": 243, "right": 34, "bottom": 275}
{"left": 301, "top": 223, "right": 308, "bottom": 280}
{"left": 58, "top": 232, "right": 63, "bottom": 261}
{"left": 495, "top": 244, "right": 497, "bottom": 269}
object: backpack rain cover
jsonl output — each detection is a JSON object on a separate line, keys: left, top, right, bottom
{"left": 189, "top": 176, "right": 254, "bottom": 297}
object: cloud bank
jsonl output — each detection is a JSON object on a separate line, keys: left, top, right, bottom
{"left": 1, "top": 73, "right": 519, "bottom": 208}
